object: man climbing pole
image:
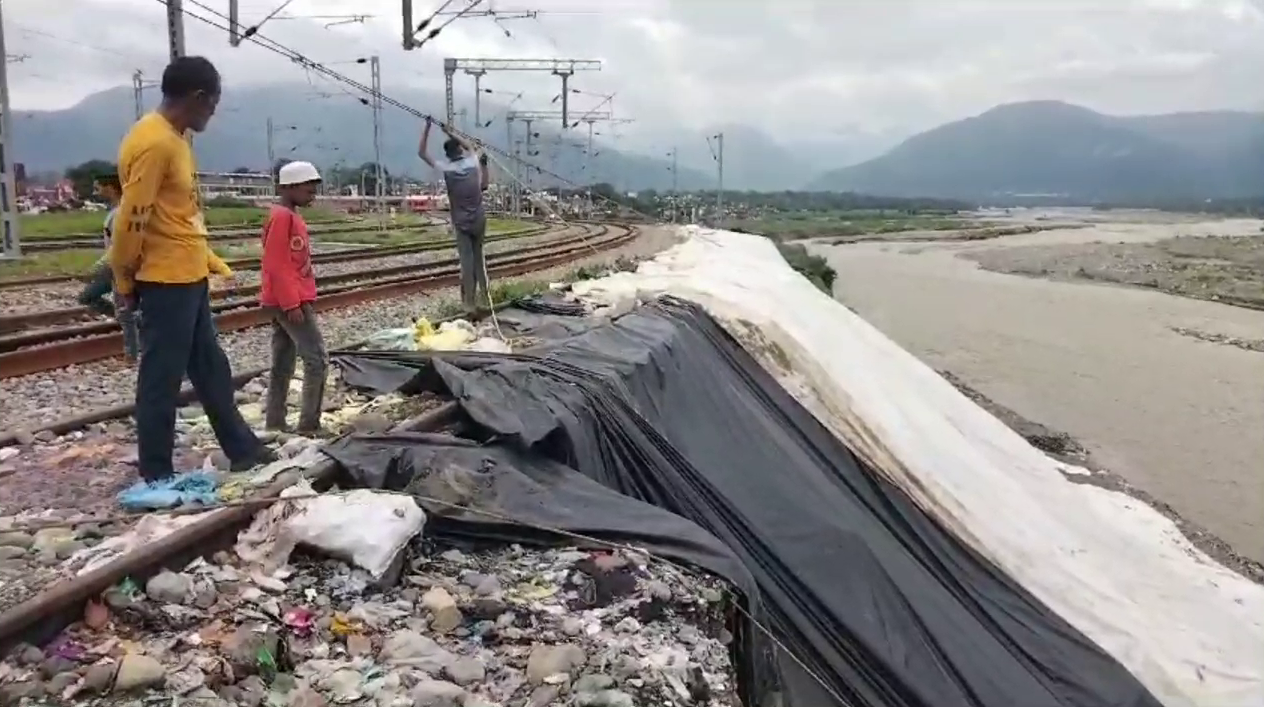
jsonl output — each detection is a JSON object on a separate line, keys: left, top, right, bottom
{"left": 418, "top": 117, "right": 491, "bottom": 315}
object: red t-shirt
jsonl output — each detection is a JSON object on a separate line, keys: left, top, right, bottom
{"left": 260, "top": 205, "right": 316, "bottom": 310}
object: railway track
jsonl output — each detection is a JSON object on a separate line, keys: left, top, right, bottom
{"left": 0, "top": 221, "right": 536, "bottom": 291}
{"left": 18, "top": 216, "right": 350, "bottom": 248}
{"left": 0, "top": 225, "right": 549, "bottom": 333}
{"left": 0, "top": 223, "right": 635, "bottom": 379}
{"left": 15, "top": 220, "right": 448, "bottom": 255}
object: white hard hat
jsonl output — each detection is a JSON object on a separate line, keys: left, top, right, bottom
{"left": 277, "top": 161, "right": 322, "bottom": 186}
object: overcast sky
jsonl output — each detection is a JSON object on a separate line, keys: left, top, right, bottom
{"left": 7, "top": 0, "right": 1264, "bottom": 150}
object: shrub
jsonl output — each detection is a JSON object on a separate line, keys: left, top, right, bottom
{"left": 776, "top": 242, "right": 836, "bottom": 293}
{"left": 205, "top": 196, "right": 255, "bottom": 208}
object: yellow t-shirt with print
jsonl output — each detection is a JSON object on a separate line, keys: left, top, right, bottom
{"left": 110, "top": 112, "right": 231, "bottom": 295}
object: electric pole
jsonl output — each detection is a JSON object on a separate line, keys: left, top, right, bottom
{"left": 0, "top": 2, "right": 20, "bottom": 259}
{"left": 132, "top": 70, "right": 159, "bottom": 120}
{"left": 714, "top": 132, "right": 724, "bottom": 222}
{"left": 466, "top": 69, "right": 487, "bottom": 127}
{"left": 369, "top": 55, "right": 385, "bottom": 218}
{"left": 668, "top": 147, "right": 679, "bottom": 223}
{"left": 523, "top": 118, "right": 536, "bottom": 213}
{"left": 166, "top": 0, "right": 186, "bottom": 61}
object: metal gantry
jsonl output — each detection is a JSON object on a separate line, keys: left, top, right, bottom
{"left": 710, "top": 132, "right": 725, "bottom": 220}
{"left": 132, "top": 70, "right": 160, "bottom": 120}
{"left": 443, "top": 58, "right": 601, "bottom": 128}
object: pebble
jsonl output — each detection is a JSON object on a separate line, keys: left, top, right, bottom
{"left": 146, "top": 570, "right": 196, "bottom": 605}
{"left": 0, "top": 532, "right": 33, "bottom": 549}
{"left": 0, "top": 546, "right": 27, "bottom": 561}
{"left": 422, "top": 586, "right": 463, "bottom": 634}
{"left": 443, "top": 656, "right": 486, "bottom": 686}
{"left": 80, "top": 661, "right": 118, "bottom": 694}
{"left": 410, "top": 678, "right": 466, "bottom": 707}
{"left": 526, "top": 643, "right": 587, "bottom": 684}
{"left": 113, "top": 653, "right": 166, "bottom": 692}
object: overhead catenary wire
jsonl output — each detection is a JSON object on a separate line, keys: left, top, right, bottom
{"left": 171, "top": 0, "right": 649, "bottom": 223}
{"left": 239, "top": 0, "right": 297, "bottom": 39}
{"left": 409, "top": 0, "right": 462, "bottom": 45}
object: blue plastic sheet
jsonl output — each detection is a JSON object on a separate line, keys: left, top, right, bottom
{"left": 116, "top": 471, "right": 220, "bottom": 511}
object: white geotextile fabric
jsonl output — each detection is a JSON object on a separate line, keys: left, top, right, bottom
{"left": 570, "top": 226, "right": 1264, "bottom": 707}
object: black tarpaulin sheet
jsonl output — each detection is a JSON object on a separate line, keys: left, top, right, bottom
{"left": 330, "top": 297, "right": 1160, "bottom": 707}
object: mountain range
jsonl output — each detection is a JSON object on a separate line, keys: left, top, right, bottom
{"left": 15, "top": 87, "right": 1264, "bottom": 202}
{"left": 810, "top": 101, "right": 1264, "bottom": 202}
{"left": 11, "top": 81, "right": 898, "bottom": 193}
{"left": 11, "top": 82, "right": 717, "bottom": 191}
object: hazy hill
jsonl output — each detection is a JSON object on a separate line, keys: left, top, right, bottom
{"left": 810, "top": 101, "right": 1264, "bottom": 201}
{"left": 11, "top": 82, "right": 712, "bottom": 191}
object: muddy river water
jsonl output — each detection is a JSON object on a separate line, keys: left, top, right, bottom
{"left": 811, "top": 211, "right": 1264, "bottom": 564}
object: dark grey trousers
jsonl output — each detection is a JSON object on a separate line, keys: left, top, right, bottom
{"left": 454, "top": 222, "right": 489, "bottom": 310}
{"left": 135, "top": 280, "right": 262, "bottom": 481}
{"left": 263, "top": 303, "right": 328, "bottom": 432}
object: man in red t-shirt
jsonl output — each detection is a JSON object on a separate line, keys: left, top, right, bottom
{"left": 261, "top": 160, "right": 326, "bottom": 433}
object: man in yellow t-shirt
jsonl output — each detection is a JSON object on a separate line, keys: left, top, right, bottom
{"left": 112, "top": 56, "right": 274, "bottom": 483}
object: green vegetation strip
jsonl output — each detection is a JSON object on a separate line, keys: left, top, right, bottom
{"left": 731, "top": 210, "right": 972, "bottom": 241}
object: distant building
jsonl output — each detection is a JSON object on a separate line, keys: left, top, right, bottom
{"left": 197, "top": 171, "right": 274, "bottom": 199}
{"left": 23, "top": 179, "right": 76, "bottom": 209}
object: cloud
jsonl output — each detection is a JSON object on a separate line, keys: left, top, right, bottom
{"left": 6, "top": 0, "right": 1264, "bottom": 151}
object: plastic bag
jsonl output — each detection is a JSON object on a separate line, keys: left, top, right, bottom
{"left": 362, "top": 328, "right": 419, "bottom": 351}
{"left": 237, "top": 481, "right": 426, "bottom": 579}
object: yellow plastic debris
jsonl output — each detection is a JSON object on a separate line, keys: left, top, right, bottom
{"left": 413, "top": 317, "right": 436, "bottom": 339}
{"left": 414, "top": 319, "right": 476, "bottom": 351}
{"left": 330, "top": 614, "right": 361, "bottom": 637}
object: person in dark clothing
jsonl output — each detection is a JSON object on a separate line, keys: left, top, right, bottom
{"left": 417, "top": 117, "right": 490, "bottom": 313}
{"left": 76, "top": 173, "right": 141, "bottom": 361}
{"left": 111, "top": 56, "right": 274, "bottom": 483}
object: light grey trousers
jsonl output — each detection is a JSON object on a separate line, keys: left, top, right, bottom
{"left": 454, "top": 225, "right": 489, "bottom": 310}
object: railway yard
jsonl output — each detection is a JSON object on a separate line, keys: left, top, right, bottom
{"left": 0, "top": 207, "right": 708, "bottom": 707}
